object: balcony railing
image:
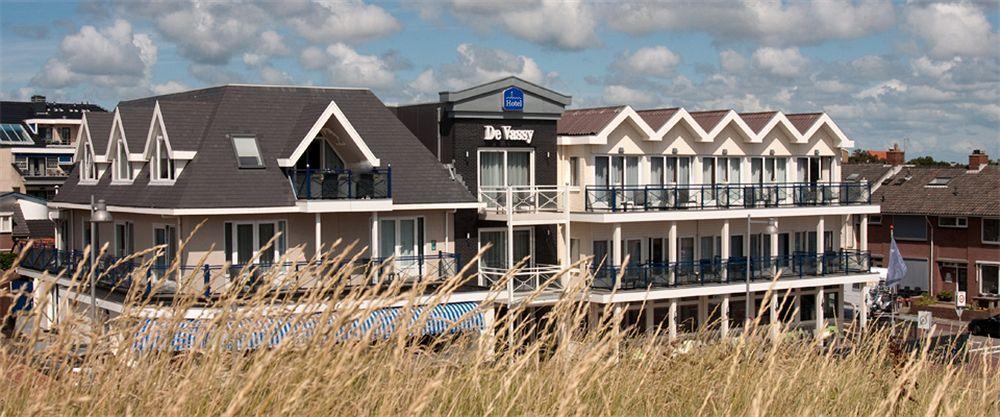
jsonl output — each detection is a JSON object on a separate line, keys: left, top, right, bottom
{"left": 479, "top": 185, "right": 567, "bottom": 215}
{"left": 18, "top": 245, "right": 458, "bottom": 298}
{"left": 287, "top": 167, "right": 391, "bottom": 200}
{"left": 584, "top": 181, "right": 870, "bottom": 213}
{"left": 479, "top": 264, "right": 564, "bottom": 293}
{"left": 591, "top": 250, "right": 871, "bottom": 290}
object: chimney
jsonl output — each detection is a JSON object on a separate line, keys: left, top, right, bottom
{"left": 30, "top": 95, "right": 46, "bottom": 103}
{"left": 886, "top": 143, "right": 905, "bottom": 166}
{"left": 969, "top": 149, "right": 988, "bottom": 169}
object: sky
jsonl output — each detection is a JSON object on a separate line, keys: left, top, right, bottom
{"left": 0, "top": 0, "right": 997, "bottom": 163}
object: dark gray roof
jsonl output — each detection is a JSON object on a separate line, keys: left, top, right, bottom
{"left": 53, "top": 85, "right": 474, "bottom": 209}
{"left": 85, "top": 112, "right": 115, "bottom": 154}
{"left": 868, "top": 165, "right": 1000, "bottom": 217}
{"left": 842, "top": 164, "right": 894, "bottom": 188}
{"left": 0, "top": 100, "right": 106, "bottom": 124}
{"left": 118, "top": 105, "right": 154, "bottom": 152}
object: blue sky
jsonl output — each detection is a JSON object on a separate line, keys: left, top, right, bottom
{"left": 1, "top": 1, "right": 997, "bottom": 163}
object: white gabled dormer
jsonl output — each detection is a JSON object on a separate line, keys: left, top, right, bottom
{"left": 277, "top": 100, "right": 380, "bottom": 168}
{"left": 107, "top": 109, "right": 137, "bottom": 185}
{"left": 75, "top": 112, "right": 103, "bottom": 185}
{"left": 141, "top": 101, "right": 197, "bottom": 185}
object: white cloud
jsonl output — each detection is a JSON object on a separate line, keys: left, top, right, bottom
{"left": 440, "top": 0, "right": 599, "bottom": 50}
{"left": 31, "top": 19, "right": 157, "bottom": 91}
{"left": 911, "top": 56, "right": 961, "bottom": 79}
{"left": 402, "top": 44, "right": 557, "bottom": 101}
{"left": 301, "top": 43, "right": 395, "bottom": 88}
{"left": 151, "top": 80, "right": 189, "bottom": 95}
{"left": 751, "top": 47, "right": 809, "bottom": 77}
{"left": 150, "top": 3, "right": 262, "bottom": 64}
{"left": 719, "top": 50, "right": 747, "bottom": 73}
{"left": 620, "top": 46, "right": 680, "bottom": 77}
{"left": 603, "top": 84, "right": 655, "bottom": 106}
{"left": 259, "top": 65, "right": 293, "bottom": 85}
{"left": 284, "top": 0, "right": 400, "bottom": 44}
{"left": 608, "top": 0, "right": 894, "bottom": 46}
{"left": 905, "top": 2, "right": 998, "bottom": 58}
{"left": 855, "top": 79, "right": 907, "bottom": 100}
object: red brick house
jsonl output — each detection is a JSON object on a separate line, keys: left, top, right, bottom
{"left": 845, "top": 150, "right": 1000, "bottom": 307}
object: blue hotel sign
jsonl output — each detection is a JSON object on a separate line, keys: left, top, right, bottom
{"left": 502, "top": 87, "right": 524, "bottom": 111}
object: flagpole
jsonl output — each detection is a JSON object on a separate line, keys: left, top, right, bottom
{"left": 890, "top": 225, "right": 895, "bottom": 334}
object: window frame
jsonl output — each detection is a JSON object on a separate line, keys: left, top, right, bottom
{"left": 231, "top": 135, "right": 265, "bottom": 169}
{"left": 869, "top": 215, "right": 882, "bottom": 225}
{"left": 225, "top": 219, "right": 288, "bottom": 266}
{"left": 80, "top": 142, "right": 97, "bottom": 183}
{"left": 476, "top": 148, "right": 535, "bottom": 189}
{"left": 0, "top": 215, "right": 12, "bottom": 233}
{"left": 151, "top": 135, "right": 176, "bottom": 182}
{"left": 112, "top": 139, "right": 132, "bottom": 183}
{"left": 979, "top": 262, "right": 1000, "bottom": 296}
{"left": 569, "top": 156, "right": 580, "bottom": 188}
{"left": 983, "top": 218, "right": 1000, "bottom": 245}
{"left": 938, "top": 216, "right": 968, "bottom": 228}
{"left": 114, "top": 221, "right": 134, "bottom": 257}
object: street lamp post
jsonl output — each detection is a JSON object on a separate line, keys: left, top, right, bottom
{"left": 745, "top": 215, "right": 777, "bottom": 324}
{"left": 89, "top": 196, "right": 112, "bottom": 327}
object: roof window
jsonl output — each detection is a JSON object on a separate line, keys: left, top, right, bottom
{"left": 232, "top": 135, "right": 263, "bottom": 168}
{"left": 0, "top": 123, "right": 34, "bottom": 145}
{"left": 927, "top": 176, "right": 952, "bottom": 187}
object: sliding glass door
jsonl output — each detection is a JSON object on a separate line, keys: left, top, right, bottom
{"left": 378, "top": 217, "right": 424, "bottom": 278}
{"left": 480, "top": 228, "right": 533, "bottom": 269}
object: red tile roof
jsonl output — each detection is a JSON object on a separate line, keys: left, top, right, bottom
{"left": 688, "top": 110, "right": 729, "bottom": 132}
{"left": 785, "top": 112, "right": 823, "bottom": 134}
{"left": 557, "top": 105, "right": 625, "bottom": 136}
{"left": 738, "top": 111, "right": 778, "bottom": 134}
{"left": 635, "top": 107, "right": 679, "bottom": 131}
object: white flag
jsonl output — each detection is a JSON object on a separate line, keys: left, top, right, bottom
{"left": 886, "top": 236, "right": 907, "bottom": 286}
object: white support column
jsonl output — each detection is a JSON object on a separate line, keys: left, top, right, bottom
{"left": 315, "top": 213, "right": 322, "bottom": 258}
{"left": 770, "top": 293, "right": 779, "bottom": 340}
{"left": 721, "top": 295, "right": 730, "bottom": 338}
{"left": 816, "top": 217, "right": 825, "bottom": 253}
{"left": 645, "top": 303, "right": 655, "bottom": 334}
{"left": 859, "top": 284, "right": 870, "bottom": 330}
{"left": 444, "top": 210, "right": 451, "bottom": 252}
{"left": 668, "top": 221, "right": 677, "bottom": 286}
{"left": 697, "top": 296, "right": 708, "bottom": 331}
{"left": 770, "top": 219, "right": 779, "bottom": 277}
{"left": 859, "top": 215, "right": 869, "bottom": 251}
{"left": 668, "top": 300, "right": 678, "bottom": 341}
{"left": 816, "top": 287, "right": 825, "bottom": 337}
{"left": 370, "top": 212, "right": 378, "bottom": 258}
{"left": 721, "top": 220, "right": 730, "bottom": 281}
{"left": 480, "top": 306, "right": 496, "bottom": 359}
{"left": 612, "top": 223, "right": 622, "bottom": 266}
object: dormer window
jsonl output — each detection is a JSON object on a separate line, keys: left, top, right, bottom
{"left": 926, "top": 176, "right": 952, "bottom": 187}
{"left": 232, "top": 136, "right": 263, "bottom": 168}
{"left": 114, "top": 140, "right": 131, "bottom": 181}
{"left": 152, "top": 135, "right": 175, "bottom": 181}
{"left": 81, "top": 142, "right": 97, "bottom": 181}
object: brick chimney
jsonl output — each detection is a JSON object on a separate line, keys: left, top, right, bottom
{"left": 30, "top": 95, "right": 46, "bottom": 103}
{"left": 886, "top": 143, "right": 905, "bottom": 166}
{"left": 969, "top": 149, "right": 988, "bottom": 169}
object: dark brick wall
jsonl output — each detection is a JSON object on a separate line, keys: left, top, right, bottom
{"left": 444, "top": 118, "right": 558, "bottom": 194}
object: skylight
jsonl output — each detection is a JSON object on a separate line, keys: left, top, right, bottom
{"left": 232, "top": 136, "right": 263, "bottom": 168}
{"left": 846, "top": 173, "right": 860, "bottom": 181}
{"left": 0, "top": 123, "right": 34, "bottom": 145}
{"left": 927, "top": 176, "right": 953, "bottom": 187}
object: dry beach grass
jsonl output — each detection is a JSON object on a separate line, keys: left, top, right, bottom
{"left": 1, "top": 242, "right": 998, "bottom": 417}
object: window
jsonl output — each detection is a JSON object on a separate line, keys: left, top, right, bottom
{"left": 224, "top": 220, "right": 287, "bottom": 267}
{"left": 0, "top": 215, "right": 11, "bottom": 233}
{"left": 983, "top": 218, "right": 999, "bottom": 244}
{"left": 569, "top": 156, "right": 580, "bottom": 187}
{"left": 927, "top": 176, "right": 952, "bottom": 187}
{"left": 152, "top": 135, "right": 175, "bottom": 181}
{"left": 40, "top": 127, "right": 52, "bottom": 141}
{"left": 939, "top": 262, "right": 968, "bottom": 291}
{"left": 938, "top": 216, "right": 967, "bottom": 228}
{"left": 649, "top": 156, "right": 691, "bottom": 185}
{"left": 869, "top": 215, "right": 881, "bottom": 225}
{"left": 379, "top": 217, "right": 425, "bottom": 260}
{"left": 570, "top": 238, "right": 580, "bottom": 263}
{"left": 153, "top": 225, "right": 177, "bottom": 270}
{"left": 595, "top": 155, "right": 639, "bottom": 187}
{"left": 0, "top": 123, "right": 33, "bottom": 144}
{"left": 479, "top": 149, "right": 532, "bottom": 188}
{"left": 113, "top": 140, "right": 131, "bottom": 181}
{"left": 480, "top": 227, "right": 531, "bottom": 269}
{"left": 114, "top": 222, "right": 134, "bottom": 257}
{"left": 60, "top": 127, "right": 71, "bottom": 142}
{"left": 81, "top": 142, "right": 97, "bottom": 181}
{"left": 750, "top": 157, "right": 787, "bottom": 184}
{"left": 981, "top": 264, "right": 999, "bottom": 295}
{"left": 894, "top": 215, "right": 927, "bottom": 241}
{"left": 232, "top": 136, "right": 264, "bottom": 168}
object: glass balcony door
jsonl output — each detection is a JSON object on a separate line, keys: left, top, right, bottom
{"left": 380, "top": 217, "right": 425, "bottom": 278}
{"left": 480, "top": 227, "right": 532, "bottom": 269}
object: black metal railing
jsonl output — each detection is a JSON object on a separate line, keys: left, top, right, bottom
{"left": 18, "top": 245, "right": 457, "bottom": 297}
{"left": 584, "top": 181, "right": 870, "bottom": 212}
{"left": 287, "top": 167, "right": 391, "bottom": 200}
{"left": 591, "top": 249, "right": 871, "bottom": 290}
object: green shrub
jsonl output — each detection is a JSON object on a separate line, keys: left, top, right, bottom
{"left": 0, "top": 251, "right": 16, "bottom": 270}
{"left": 936, "top": 290, "right": 954, "bottom": 302}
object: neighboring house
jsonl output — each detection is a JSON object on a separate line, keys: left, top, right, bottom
{"left": 0, "top": 192, "right": 53, "bottom": 251}
{"left": 845, "top": 150, "right": 1000, "bottom": 307}
{"left": 394, "top": 77, "right": 880, "bottom": 337}
{"left": 0, "top": 95, "right": 107, "bottom": 199}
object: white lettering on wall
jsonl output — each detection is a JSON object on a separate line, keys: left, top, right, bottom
{"left": 483, "top": 125, "right": 534, "bottom": 143}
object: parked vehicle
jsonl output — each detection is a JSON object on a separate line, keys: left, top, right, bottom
{"left": 967, "top": 314, "right": 1000, "bottom": 338}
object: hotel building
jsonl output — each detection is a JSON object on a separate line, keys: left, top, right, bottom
{"left": 18, "top": 78, "right": 880, "bottom": 342}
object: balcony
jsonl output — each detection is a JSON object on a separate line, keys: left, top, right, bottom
{"left": 478, "top": 186, "right": 569, "bottom": 223}
{"left": 591, "top": 250, "right": 871, "bottom": 291}
{"left": 584, "top": 181, "right": 870, "bottom": 213}
{"left": 18, "top": 245, "right": 459, "bottom": 298}
{"left": 479, "top": 264, "right": 564, "bottom": 293}
{"left": 287, "top": 167, "right": 390, "bottom": 200}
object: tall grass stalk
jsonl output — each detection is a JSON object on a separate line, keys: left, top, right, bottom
{"left": 1, "top": 242, "right": 997, "bottom": 417}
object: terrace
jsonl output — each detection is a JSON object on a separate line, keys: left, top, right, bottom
{"left": 18, "top": 245, "right": 459, "bottom": 299}
{"left": 287, "top": 167, "right": 391, "bottom": 200}
{"left": 584, "top": 181, "right": 870, "bottom": 213}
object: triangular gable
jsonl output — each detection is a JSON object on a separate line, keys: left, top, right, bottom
{"left": 801, "top": 114, "right": 853, "bottom": 148}
{"left": 755, "top": 112, "right": 802, "bottom": 144}
{"left": 278, "top": 100, "right": 381, "bottom": 168}
{"left": 101, "top": 109, "right": 130, "bottom": 162}
{"left": 651, "top": 108, "right": 708, "bottom": 141}
{"left": 702, "top": 110, "right": 755, "bottom": 143}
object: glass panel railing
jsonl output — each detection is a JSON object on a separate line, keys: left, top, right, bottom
{"left": 287, "top": 168, "right": 391, "bottom": 200}
{"left": 583, "top": 182, "right": 870, "bottom": 212}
